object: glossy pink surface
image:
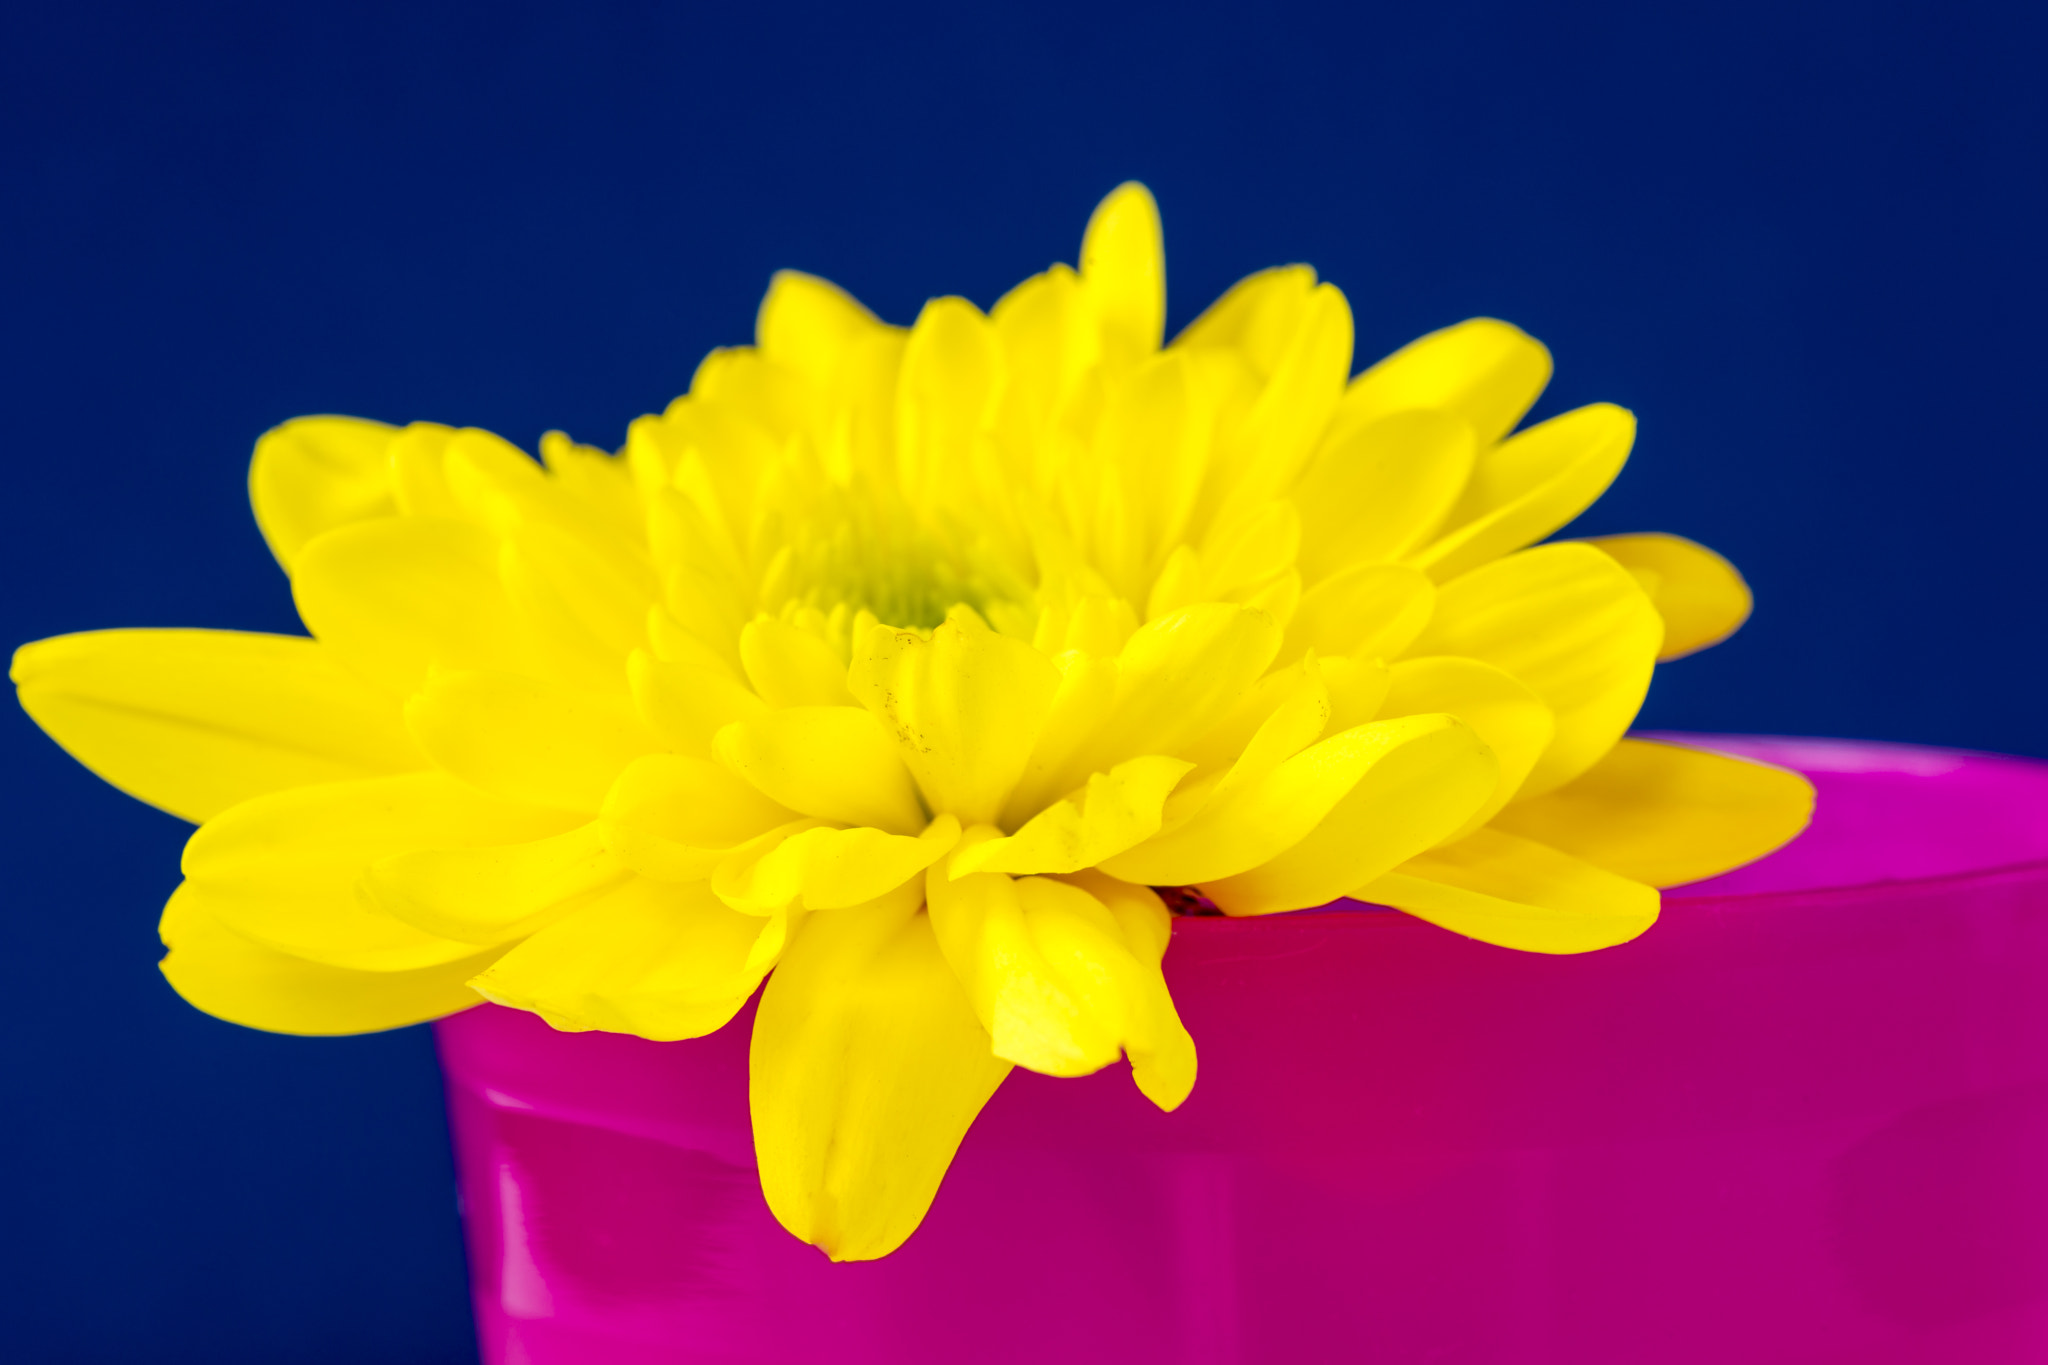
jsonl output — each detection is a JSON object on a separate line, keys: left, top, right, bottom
{"left": 437, "top": 736, "right": 2048, "bottom": 1363}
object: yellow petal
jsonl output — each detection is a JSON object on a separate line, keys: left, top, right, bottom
{"left": 713, "top": 706, "right": 926, "bottom": 834}
{"left": 1379, "top": 656, "right": 1553, "bottom": 834}
{"left": 1335, "top": 317, "right": 1552, "bottom": 447}
{"left": 1222, "top": 283, "right": 1354, "bottom": 504}
{"left": 159, "top": 884, "right": 495, "bottom": 1036}
{"left": 895, "top": 296, "right": 1003, "bottom": 513}
{"left": 756, "top": 269, "right": 884, "bottom": 390}
{"left": 950, "top": 755, "right": 1194, "bottom": 878}
{"left": 1201, "top": 714, "right": 1498, "bottom": 915}
{"left": 179, "top": 773, "right": 576, "bottom": 971}
{"left": 248, "top": 415, "right": 398, "bottom": 571}
{"left": 741, "top": 617, "right": 852, "bottom": 707}
{"left": 1488, "top": 737, "right": 1813, "bottom": 887}
{"left": 1292, "top": 410, "right": 1477, "bottom": 583}
{"left": 471, "top": 877, "right": 773, "bottom": 1041}
{"left": 1407, "top": 542, "right": 1662, "bottom": 798}
{"left": 1583, "top": 533, "right": 1753, "bottom": 661}
{"left": 627, "top": 648, "right": 768, "bottom": 758}
{"left": 292, "top": 516, "right": 527, "bottom": 694}
{"left": 598, "top": 752, "right": 797, "bottom": 881}
{"left": 1173, "top": 265, "right": 1317, "bottom": 375}
{"left": 1411, "top": 403, "right": 1635, "bottom": 583}
{"left": 848, "top": 610, "right": 1060, "bottom": 826}
{"left": 1061, "top": 603, "right": 1282, "bottom": 786}
{"left": 1356, "top": 826, "right": 1658, "bottom": 954}
{"left": 1280, "top": 563, "right": 1436, "bottom": 664}
{"left": 405, "top": 670, "right": 662, "bottom": 813}
{"left": 1052, "top": 870, "right": 1197, "bottom": 1111}
{"left": 999, "top": 651, "right": 1118, "bottom": 827}
{"left": 1080, "top": 181, "right": 1166, "bottom": 363}
{"left": 751, "top": 892, "right": 1011, "bottom": 1262}
{"left": 500, "top": 519, "right": 654, "bottom": 692}
{"left": 12, "top": 629, "right": 421, "bottom": 823}
{"left": 715, "top": 816, "right": 962, "bottom": 913}
{"left": 365, "top": 822, "right": 626, "bottom": 944}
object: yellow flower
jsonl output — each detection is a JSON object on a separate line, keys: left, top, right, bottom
{"left": 11, "top": 183, "right": 1811, "bottom": 1261}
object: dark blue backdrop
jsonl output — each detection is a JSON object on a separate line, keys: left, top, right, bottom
{"left": 4, "top": 2, "right": 2043, "bottom": 1359}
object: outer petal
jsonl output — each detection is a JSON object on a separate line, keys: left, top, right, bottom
{"left": 160, "top": 884, "right": 496, "bottom": 1035}
{"left": 713, "top": 706, "right": 926, "bottom": 835}
{"left": 1292, "top": 410, "right": 1477, "bottom": 583}
{"left": 1063, "top": 870, "right": 1196, "bottom": 1110}
{"left": 1280, "top": 563, "right": 1436, "bottom": 664}
{"left": 471, "top": 877, "right": 773, "bottom": 1042}
{"left": 406, "top": 670, "right": 664, "bottom": 813}
{"left": 1583, "top": 533, "right": 1753, "bottom": 661}
{"left": 1334, "top": 318, "right": 1552, "bottom": 447}
{"left": 1356, "top": 827, "right": 1659, "bottom": 954}
{"left": 949, "top": 755, "right": 1194, "bottom": 878}
{"left": 756, "top": 269, "right": 885, "bottom": 390}
{"left": 293, "top": 516, "right": 527, "bottom": 694}
{"left": 1410, "top": 403, "right": 1636, "bottom": 583}
{"left": 1379, "top": 656, "right": 1554, "bottom": 834}
{"left": 179, "top": 773, "right": 579, "bottom": 971}
{"left": 1201, "top": 714, "right": 1498, "bottom": 915}
{"left": 715, "top": 816, "right": 962, "bottom": 913}
{"left": 1488, "top": 738, "right": 1814, "bottom": 887}
{"left": 1407, "top": 542, "right": 1662, "bottom": 798}
{"left": 248, "top": 415, "right": 399, "bottom": 571}
{"left": 1224, "top": 283, "right": 1354, "bottom": 504}
{"left": 12, "top": 629, "right": 422, "bottom": 823}
{"left": 1080, "top": 181, "right": 1166, "bottom": 362}
{"left": 848, "top": 610, "right": 1060, "bottom": 826}
{"left": 1173, "top": 266, "right": 1317, "bottom": 375}
{"left": 751, "top": 891, "right": 1012, "bottom": 1262}
{"left": 628, "top": 649, "right": 768, "bottom": 758}
{"left": 741, "top": 618, "right": 854, "bottom": 708}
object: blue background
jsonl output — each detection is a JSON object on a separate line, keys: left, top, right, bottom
{"left": 4, "top": 1, "right": 2043, "bottom": 1359}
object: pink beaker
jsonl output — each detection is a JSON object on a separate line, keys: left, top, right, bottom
{"left": 437, "top": 735, "right": 2048, "bottom": 1363}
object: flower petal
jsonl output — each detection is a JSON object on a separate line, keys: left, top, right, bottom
{"left": 741, "top": 618, "right": 853, "bottom": 707}
{"left": 848, "top": 609, "right": 1061, "bottom": 826}
{"left": 12, "top": 628, "right": 422, "bottom": 823}
{"left": 159, "top": 884, "right": 495, "bottom": 1036}
{"left": 756, "top": 269, "right": 885, "bottom": 390}
{"left": 627, "top": 648, "right": 768, "bottom": 757}
{"left": 1355, "top": 826, "right": 1659, "bottom": 954}
{"left": 405, "top": 670, "right": 663, "bottom": 813}
{"left": 1407, "top": 542, "right": 1662, "bottom": 798}
{"left": 1063, "top": 870, "right": 1195, "bottom": 1110}
{"left": 1410, "top": 403, "right": 1635, "bottom": 583}
{"left": 598, "top": 752, "right": 798, "bottom": 881}
{"left": 248, "top": 415, "right": 399, "bottom": 571}
{"left": 949, "top": 755, "right": 1194, "bottom": 878}
{"left": 1173, "top": 265, "right": 1317, "bottom": 375}
{"left": 179, "top": 773, "right": 578, "bottom": 971}
{"left": 1280, "top": 563, "right": 1436, "bottom": 665}
{"left": 365, "top": 822, "right": 626, "bottom": 945}
{"left": 896, "top": 297, "right": 1003, "bottom": 514}
{"left": 293, "top": 516, "right": 527, "bottom": 694}
{"left": 1334, "top": 317, "right": 1552, "bottom": 447}
{"left": 1583, "top": 533, "right": 1753, "bottom": 661}
{"left": 1488, "top": 738, "right": 1814, "bottom": 887}
{"left": 1081, "top": 181, "right": 1166, "bottom": 363}
{"left": 1223, "top": 282, "right": 1354, "bottom": 504}
{"left": 1292, "top": 410, "right": 1477, "bottom": 583}
{"left": 715, "top": 816, "right": 962, "bottom": 913}
{"left": 751, "top": 891, "right": 1011, "bottom": 1262}
{"left": 1379, "top": 656, "right": 1553, "bottom": 835}
{"left": 1201, "top": 714, "right": 1498, "bottom": 915}
{"left": 714, "top": 706, "right": 926, "bottom": 835}
{"left": 471, "top": 877, "right": 773, "bottom": 1041}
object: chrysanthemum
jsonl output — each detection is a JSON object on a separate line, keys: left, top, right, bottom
{"left": 13, "top": 184, "right": 1810, "bottom": 1260}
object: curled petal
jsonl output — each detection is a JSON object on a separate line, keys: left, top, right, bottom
{"left": 716, "top": 816, "right": 962, "bottom": 913}
{"left": 599, "top": 752, "right": 797, "bottom": 881}
{"left": 949, "top": 755, "right": 1194, "bottom": 879}
{"left": 1334, "top": 317, "right": 1552, "bottom": 448}
{"left": 1380, "top": 655, "right": 1553, "bottom": 834}
{"left": 714, "top": 706, "right": 926, "bottom": 835}
{"left": 1200, "top": 714, "right": 1498, "bottom": 915}
{"left": 1488, "top": 738, "right": 1813, "bottom": 887}
{"left": 1356, "top": 827, "right": 1660, "bottom": 954}
{"left": 751, "top": 892, "right": 1011, "bottom": 1262}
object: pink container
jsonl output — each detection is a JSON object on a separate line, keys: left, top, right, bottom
{"left": 437, "top": 736, "right": 2048, "bottom": 1363}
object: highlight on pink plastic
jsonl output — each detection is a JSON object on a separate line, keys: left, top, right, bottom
{"left": 436, "top": 736, "right": 2048, "bottom": 1363}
